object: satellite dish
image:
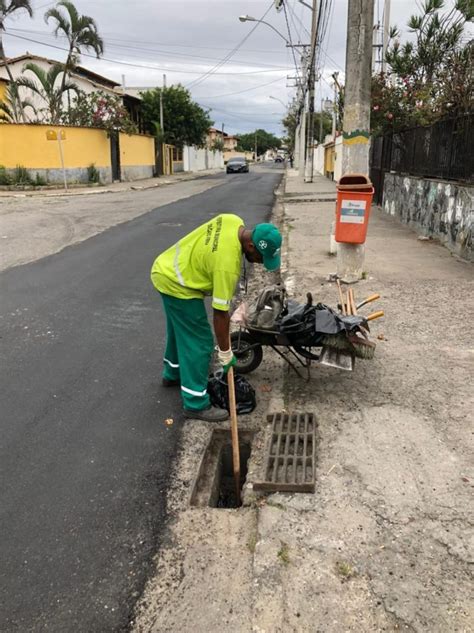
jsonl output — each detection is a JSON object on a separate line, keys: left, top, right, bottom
{"left": 274, "top": 0, "right": 284, "bottom": 12}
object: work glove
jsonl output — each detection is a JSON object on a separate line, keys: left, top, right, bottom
{"left": 217, "top": 347, "right": 237, "bottom": 374}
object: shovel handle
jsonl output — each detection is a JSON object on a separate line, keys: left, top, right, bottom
{"left": 348, "top": 288, "right": 357, "bottom": 315}
{"left": 367, "top": 310, "right": 384, "bottom": 321}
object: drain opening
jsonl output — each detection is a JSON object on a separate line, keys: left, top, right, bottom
{"left": 216, "top": 442, "right": 251, "bottom": 508}
{"left": 190, "top": 429, "right": 253, "bottom": 509}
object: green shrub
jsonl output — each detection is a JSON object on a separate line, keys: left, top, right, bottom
{"left": 0, "top": 165, "right": 11, "bottom": 185}
{"left": 87, "top": 163, "right": 100, "bottom": 183}
{"left": 12, "top": 165, "right": 32, "bottom": 185}
{"left": 34, "top": 172, "right": 48, "bottom": 186}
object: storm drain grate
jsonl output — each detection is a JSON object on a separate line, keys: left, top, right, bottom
{"left": 254, "top": 412, "right": 316, "bottom": 493}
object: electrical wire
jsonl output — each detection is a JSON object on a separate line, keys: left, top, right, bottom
{"left": 198, "top": 102, "right": 282, "bottom": 125}
{"left": 283, "top": 0, "right": 303, "bottom": 90}
{"left": 287, "top": 1, "right": 311, "bottom": 40}
{"left": 185, "top": 1, "right": 275, "bottom": 90}
{"left": 203, "top": 76, "right": 286, "bottom": 100}
{"left": 5, "top": 32, "right": 290, "bottom": 76}
{"left": 7, "top": 27, "right": 291, "bottom": 70}
{"left": 91, "top": 33, "right": 287, "bottom": 55}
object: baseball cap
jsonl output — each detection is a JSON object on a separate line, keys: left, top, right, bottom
{"left": 252, "top": 223, "right": 282, "bottom": 271}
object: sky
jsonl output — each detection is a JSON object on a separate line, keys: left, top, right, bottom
{"left": 2, "top": 0, "right": 460, "bottom": 136}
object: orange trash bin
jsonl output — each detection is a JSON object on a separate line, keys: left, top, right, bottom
{"left": 335, "top": 173, "right": 374, "bottom": 244}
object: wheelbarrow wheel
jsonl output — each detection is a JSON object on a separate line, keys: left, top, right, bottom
{"left": 231, "top": 331, "right": 263, "bottom": 374}
{"left": 292, "top": 345, "right": 321, "bottom": 361}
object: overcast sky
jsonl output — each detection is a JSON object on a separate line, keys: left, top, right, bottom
{"left": 3, "top": 0, "right": 464, "bottom": 136}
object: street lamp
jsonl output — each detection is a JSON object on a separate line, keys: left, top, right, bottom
{"left": 269, "top": 95, "right": 287, "bottom": 109}
{"left": 238, "top": 15, "right": 289, "bottom": 44}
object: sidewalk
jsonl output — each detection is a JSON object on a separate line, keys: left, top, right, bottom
{"left": 252, "top": 170, "right": 473, "bottom": 632}
{"left": 133, "top": 169, "right": 473, "bottom": 633}
{"left": 0, "top": 167, "right": 223, "bottom": 198}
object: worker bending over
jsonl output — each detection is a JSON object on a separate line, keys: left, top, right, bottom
{"left": 151, "top": 213, "right": 282, "bottom": 422}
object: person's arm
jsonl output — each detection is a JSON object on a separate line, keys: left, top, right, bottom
{"left": 212, "top": 269, "right": 239, "bottom": 369}
{"left": 213, "top": 309, "right": 231, "bottom": 351}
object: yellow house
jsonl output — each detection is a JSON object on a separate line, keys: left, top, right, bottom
{"left": 0, "top": 57, "right": 155, "bottom": 185}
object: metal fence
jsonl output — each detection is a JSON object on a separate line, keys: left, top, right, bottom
{"left": 370, "top": 114, "right": 474, "bottom": 204}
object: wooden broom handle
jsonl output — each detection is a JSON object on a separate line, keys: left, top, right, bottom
{"left": 227, "top": 363, "right": 241, "bottom": 504}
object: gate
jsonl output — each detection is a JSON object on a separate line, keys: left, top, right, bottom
{"left": 110, "top": 132, "right": 121, "bottom": 182}
{"left": 370, "top": 134, "right": 392, "bottom": 205}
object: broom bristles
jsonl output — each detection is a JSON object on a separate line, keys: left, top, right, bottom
{"left": 322, "top": 333, "right": 376, "bottom": 360}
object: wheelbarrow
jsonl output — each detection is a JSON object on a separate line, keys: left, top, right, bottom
{"left": 230, "top": 325, "right": 322, "bottom": 380}
{"left": 230, "top": 289, "right": 384, "bottom": 380}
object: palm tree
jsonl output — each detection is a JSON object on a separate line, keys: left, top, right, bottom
{"left": 0, "top": 81, "right": 36, "bottom": 122}
{"left": 0, "top": 0, "right": 34, "bottom": 120}
{"left": 45, "top": 1, "right": 103, "bottom": 96}
{"left": 16, "top": 62, "right": 79, "bottom": 123}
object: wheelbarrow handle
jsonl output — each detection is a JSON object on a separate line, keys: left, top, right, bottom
{"left": 366, "top": 310, "right": 384, "bottom": 321}
{"left": 356, "top": 294, "right": 380, "bottom": 310}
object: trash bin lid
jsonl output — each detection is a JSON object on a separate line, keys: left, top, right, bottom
{"left": 337, "top": 173, "right": 373, "bottom": 191}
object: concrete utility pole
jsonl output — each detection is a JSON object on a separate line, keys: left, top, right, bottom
{"left": 160, "top": 73, "right": 166, "bottom": 135}
{"left": 304, "top": 0, "right": 318, "bottom": 182}
{"left": 319, "top": 98, "right": 324, "bottom": 143}
{"left": 338, "top": 0, "right": 375, "bottom": 282}
{"left": 331, "top": 72, "right": 339, "bottom": 141}
{"left": 382, "top": 0, "right": 391, "bottom": 73}
{"left": 297, "top": 50, "right": 309, "bottom": 177}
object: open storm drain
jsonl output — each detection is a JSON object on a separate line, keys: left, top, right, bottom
{"left": 190, "top": 429, "right": 253, "bottom": 509}
{"left": 254, "top": 412, "right": 317, "bottom": 493}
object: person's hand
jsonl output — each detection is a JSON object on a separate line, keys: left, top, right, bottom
{"left": 217, "top": 347, "right": 237, "bottom": 374}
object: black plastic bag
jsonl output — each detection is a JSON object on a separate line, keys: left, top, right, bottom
{"left": 208, "top": 372, "right": 257, "bottom": 414}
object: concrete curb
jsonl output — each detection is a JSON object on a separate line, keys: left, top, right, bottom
{"left": 0, "top": 169, "right": 224, "bottom": 199}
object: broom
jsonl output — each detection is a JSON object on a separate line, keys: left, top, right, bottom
{"left": 325, "top": 286, "right": 384, "bottom": 359}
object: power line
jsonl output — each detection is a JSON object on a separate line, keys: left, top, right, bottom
{"left": 288, "top": 1, "right": 311, "bottom": 39}
{"left": 186, "top": 1, "right": 275, "bottom": 90}
{"left": 5, "top": 32, "right": 290, "bottom": 76}
{"left": 203, "top": 76, "right": 286, "bottom": 100}
{"left": 199, "top": 102, "right": 283, "bottom": 125}
{"left": 94, "top": 33, "right": 288, "bottom": 55}
{"left": 283, "top": 0, "right": 303, "bottom": 90}
{"left": 7, "top": 27, "right": 292, "bottom": 70}
{"left": 287, "top": 1, "right": 304, "bottom": 42}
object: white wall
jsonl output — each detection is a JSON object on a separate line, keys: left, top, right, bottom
{"left": 313, "top": 144, "right": 325, "bottom": 175}
{"left": 183, "top": 146, "right": 224, "bottom": 172}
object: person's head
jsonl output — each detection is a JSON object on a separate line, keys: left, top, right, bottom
{"left": 240, "top": 223, "right": 282, "bottom": 271}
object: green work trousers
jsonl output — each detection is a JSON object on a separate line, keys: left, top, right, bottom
{"left": 160, "top": 293, "right": 214, "bottom": 411}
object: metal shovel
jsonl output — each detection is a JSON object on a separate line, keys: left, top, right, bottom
{"left": 319, "top": 345, "right": 355, "bottom": 371}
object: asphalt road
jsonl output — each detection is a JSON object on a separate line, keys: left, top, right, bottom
{"left": 0, "top": 164, "right": 283, "bottom": 632}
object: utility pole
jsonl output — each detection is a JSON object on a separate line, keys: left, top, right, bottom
{"left": 298, "top": 50, "right": 308, "bottom": 177}
{"left": 160, "top": 73, "right": 166, "bottom": 135}
{"left": 304, "top": 0, "right": 318, "bottom": 182}
{"left": 331, "top": 72, "right": 339, "bottom": 141}
{"left": 382, "top": 0, "right": 391, "bottom": 73}
{"left": 254, "top": 131, "right": 257, "bottom": 161}
{"left": 319, "top": 98, "right": 323, "bottom": 143}
{"left": 338, "top": 0, "right": 375, "bottom": 282}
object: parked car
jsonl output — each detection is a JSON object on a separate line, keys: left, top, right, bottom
{"left": 226, "top": 157, "right": 249, "bottom": 174}
{"left": 274, "top": 156, "right": 284, "bottom": 163}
